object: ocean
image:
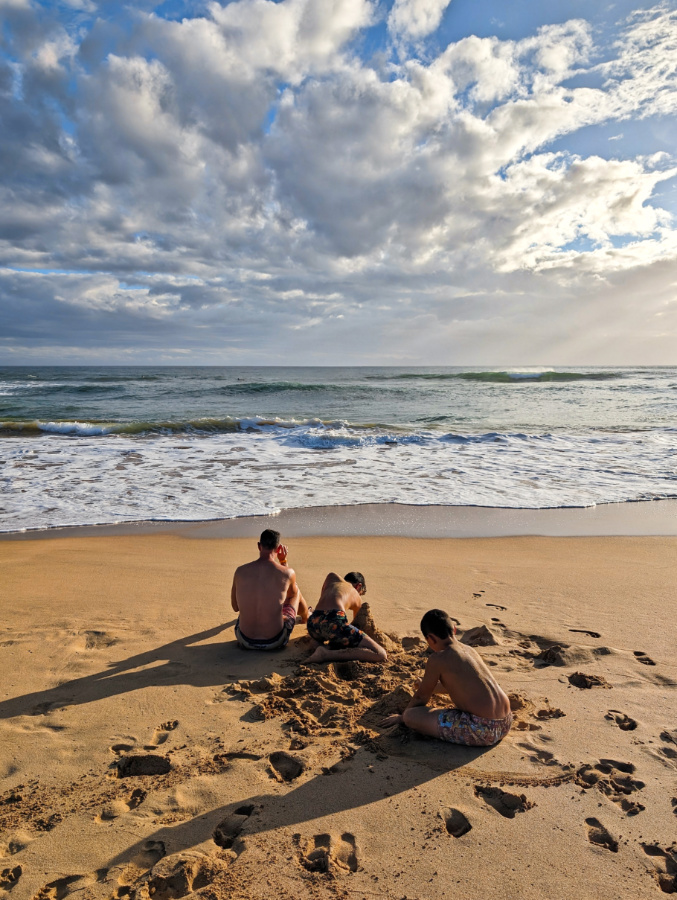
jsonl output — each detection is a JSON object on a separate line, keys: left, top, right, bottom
{"left": 1, "top": 366, "right": 675, "bottom": 533}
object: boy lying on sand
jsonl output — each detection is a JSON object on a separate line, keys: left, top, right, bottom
{"left": 382, "top": 609, "right": 512, "bottom": 746}
{"left": 307, "top": 572, "right": 388, "bottom": 664}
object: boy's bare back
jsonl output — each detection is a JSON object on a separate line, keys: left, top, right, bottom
{"left": 426, "top": 641, "right": 510, "bottom": 720}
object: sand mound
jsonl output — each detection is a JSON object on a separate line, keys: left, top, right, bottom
{"left": 353, "top": 602, "right": 399, "bottom": 652}
{"left": 460, "top": 625, "right": 501, "bottom": 647}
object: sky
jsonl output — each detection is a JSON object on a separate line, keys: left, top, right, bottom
{"left": 1, "top": 0, "right": 677, "bottom": 365}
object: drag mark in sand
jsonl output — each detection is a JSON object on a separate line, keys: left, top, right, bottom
{"left": 569, "top": 629, "right": 601, "bottom": 639}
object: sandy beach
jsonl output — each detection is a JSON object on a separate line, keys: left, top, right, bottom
{"left": 1, "top": 523, "right": 676, "bottom": 900}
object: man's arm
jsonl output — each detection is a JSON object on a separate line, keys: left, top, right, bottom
{"left": 230, "top": 573, "right": 239, "bottom": 613}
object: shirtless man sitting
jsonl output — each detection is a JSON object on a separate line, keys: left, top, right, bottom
{"left": 307, "top": 572, "right": 387, "bottom": 664}
{"left": 231, "top": 529, "right": 310, "bottom": 651}
{"left": 382, "top": 609, "right": 512, "bottom": 746}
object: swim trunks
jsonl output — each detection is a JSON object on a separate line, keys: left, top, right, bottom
{"left": 235, "top": 604, "right": 297, "bottom": 651}
{"left": 307, "top": 609, "right": 364, "bottom": 650}
{"left": 437, "top": 709, "right": 513, "bottom": 747}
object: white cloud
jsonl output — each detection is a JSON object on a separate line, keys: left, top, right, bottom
{"left": 388, "top": 0, "right": 453, "bottom": 40}
{"left": 1, "top": 2, "right": 677, "bottom": 363}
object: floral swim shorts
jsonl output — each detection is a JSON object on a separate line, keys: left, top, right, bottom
{"left": 438, "top": 709, "right": 513, "bottom": 747}
{"left": 307, "top": 609, "right": 364, "bottom": 650}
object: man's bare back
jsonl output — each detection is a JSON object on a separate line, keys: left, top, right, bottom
{"left": 231, "top": 530, "right": 309, "bottom": 651}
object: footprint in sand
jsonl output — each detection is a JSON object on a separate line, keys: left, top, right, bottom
{"left": 518, "top": 742, "right": 558, "bottom": 766}
{"left": 96, "top": 789, "right": 147, "bottom": 823}
{"left": 672, "top": 798, "right": 677, "bottom": 816}
{"left": 115, "top": 842, "right": 166, "bottom": 895}
{"left": 116, "top": 755, "right": 171, "bottom": 778}
{"left": 0, "top": 865, "right": 22, "bottom": 891}
{"left": 605, "top": 710, "right": 638, "bottom": 731}
{"left": 441, "top": 808, "right": 472, "bottom": 837}
{"left": 490, "top": 618, "right": 507, "bottom": 627}
{"left": 575, "top": 759, "right": 645, "bottom": 815}
{"left": 634, "top": 651, "right": 657, "bottom": 666}
{"left": 145, "top": 720, "right": 179, "bottom": 749}
{"left": 568, "top": 672, "right": 612, "bottom": 690}
{"left": 268, "top": 751, "right": 305, "bottom": 783}
{"left": 585, "top": 818, "right": 618, "bottom": 852}
{"left": 569, "top": 629, "right": 601, "bottom": 639}
{"left": 642, "top": 843, "right": 677, "bottom": 893}
{"left": 486, "top": 603, "right": 506, "bottom": 610}
{"left": 474, "top": 786, "right": 535, "bottom": 819}
{"left": 213, "top": 805, "right": 255, "bottom": 850}
{"left": 535, "top": 707, "right": 566, "bottom": 720}
{"left": 144, "top": 852, "right": 228, "bottom": 899}
{"left": 84, "top": 631, "right": 118, "bottom": 650}
{"left": 33, "top": 875, "right": 86, "bottom": 900}
{"left": 298, "top": 833, "right": 359, "bottom": 873}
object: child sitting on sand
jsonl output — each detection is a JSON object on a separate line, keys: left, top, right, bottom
{"left": 307, "top": 572, "right": 388, "bottom": 664}
{"left": 382, "top": 609, "right": 512, "bottom": 746}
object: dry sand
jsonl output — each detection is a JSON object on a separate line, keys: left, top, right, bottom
{"left": 1, "top": 533, "right": 676, "bottom": 900}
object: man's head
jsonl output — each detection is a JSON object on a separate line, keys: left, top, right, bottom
{"left": 420, "top": 609, "right": 455, "bottom": 648}
{"left": 258, "top": 529, "right": 281, "bottom": 552}
{"left": 344, "top": 571, "right": 366, "bottom": 595}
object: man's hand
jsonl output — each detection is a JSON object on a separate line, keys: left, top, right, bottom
{"left": 381, "top": 714, "right": 403, "bottom": 727}
{"left": 276, "top": 544, "right": 288, "bottom": 565}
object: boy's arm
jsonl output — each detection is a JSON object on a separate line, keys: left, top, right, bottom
{"left": 382, "top": 656, "right": 440, "bottom": 727}
{"left": 230, "top": 573, "right": 239, "bottom": 613}
{"left": 405, "top": 656, "right": 441, "bottom": 709}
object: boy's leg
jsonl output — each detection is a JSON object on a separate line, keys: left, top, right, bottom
{"left": 402, "top": 705, "right": 444, "bottom": 738}
{"left": 308, "top": 633, "right": 387, "bottom": 663}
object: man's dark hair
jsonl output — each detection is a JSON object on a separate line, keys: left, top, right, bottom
{"left": 420, "top": 609, "right": 454, "bottom": 640}
{"left": 344, "top": 571, "right": 366, "bottom": 593}
{"left": 259, "top": 529, "right": 281, "bottom": 550}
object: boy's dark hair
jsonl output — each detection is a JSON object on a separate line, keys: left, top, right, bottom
{"left": 259, "top": 529, "right": 281, "bottom": 550}
{"left": 420, "top": 609, "right": 454, "bottom": 640}
{"left": 344, "top": 571, "right": 366, "bottom": 593}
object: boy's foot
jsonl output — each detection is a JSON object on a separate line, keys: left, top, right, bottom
{"left": 308, "top": 645, "right": 329, "bottom": 663}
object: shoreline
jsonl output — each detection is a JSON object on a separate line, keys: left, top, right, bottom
{"left": 2, "top": 497, "right": 677, "bottom": 540}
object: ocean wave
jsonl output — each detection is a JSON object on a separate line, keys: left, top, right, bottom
{"left": 370, "top": 370, "right": 621, "bottom": 383}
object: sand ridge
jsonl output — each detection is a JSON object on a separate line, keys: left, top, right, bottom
{"left": 0, "top": 534, "right": 676, "bottom": 899}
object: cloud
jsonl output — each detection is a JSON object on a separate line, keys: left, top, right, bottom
{"left": 388, "top": 0, "right": 453, "bottom": 40}
{"left": 1, "top": 1, "right": 676, "bottom": 363}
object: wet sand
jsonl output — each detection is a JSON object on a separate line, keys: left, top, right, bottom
{"left": 1, "top": 528, "right": 676, "bottom": 899}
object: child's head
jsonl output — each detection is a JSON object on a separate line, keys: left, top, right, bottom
{"left": 344, "top": 571, "right": 366, "bottom": 594}
{"left": 420, "top": 608, "right": 455, "bottom": 642}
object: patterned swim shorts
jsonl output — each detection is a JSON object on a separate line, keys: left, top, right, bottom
{"left": 438, "top": 709, "right": 513, "bottom": 747}
{"left": 307, "top": 609, "right": 364, "bottom": 650}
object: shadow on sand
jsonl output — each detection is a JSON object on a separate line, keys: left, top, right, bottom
{"left": 104, "top": 736, "right": 492, "bottom": 873}
{"left": 0, "top": 622, "right": 315, "bottom": 720}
